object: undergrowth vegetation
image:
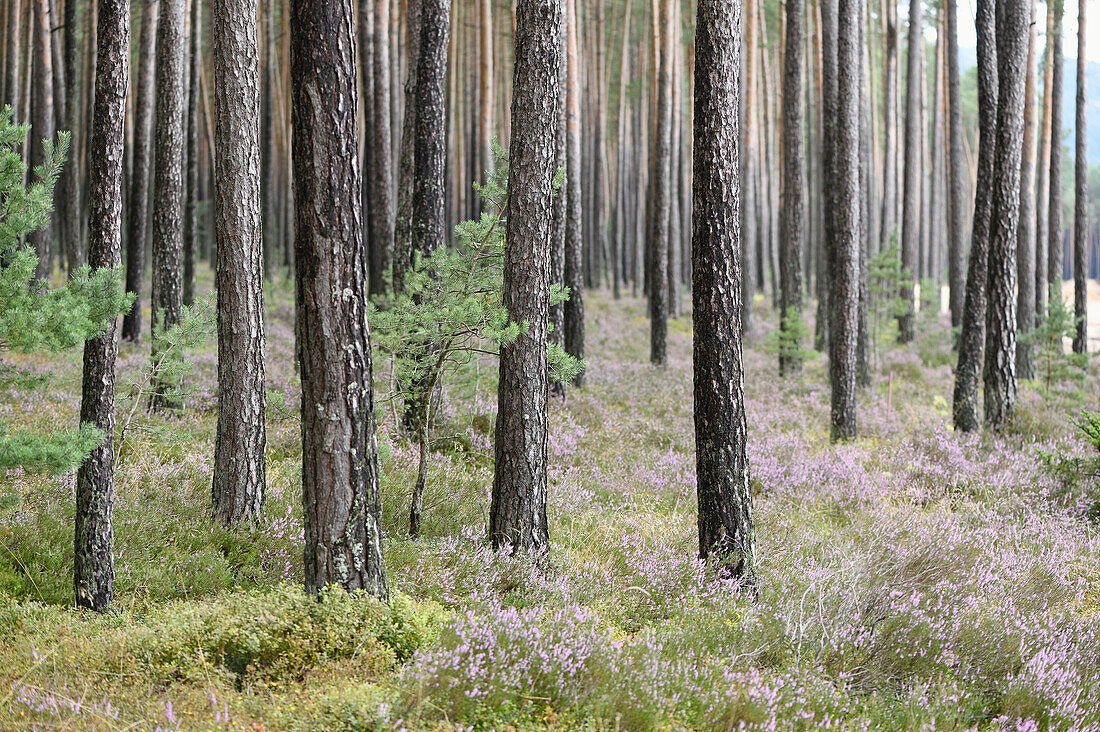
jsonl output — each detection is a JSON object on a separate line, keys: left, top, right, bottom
{"left": 2, "top": 275, "right": 1100, "bottom": 730}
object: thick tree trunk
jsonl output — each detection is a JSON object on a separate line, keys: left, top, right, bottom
{"left": 1016, "top": 2, "right": 1037, "bottom": 378}
{"left": 291, "top": 0, "right": 388, "bottom": 599}
{"left": 778, "top": 0, "right": 804, "bottom": 375}
{"left": 952, "top": 0, "right": 997, "bottom": 433}
{"left": 1047, "top": 3, "right": 1063, "bottom": 293}
{"left": 563, "top": 0, "right": 585, "bottom": 383}
{"left": 982, "top": 0, "right": 1029, "bottom": 431}
{"left": 648, "top": 0, "right": 671, "bottom": 366}
{"left": 212, "top": 0, "right": 268, "bottom": 525}
{"left": 412, "top": 0, "right": 449, "bottom": 257}
{"left": 183, "top": 0, "right": 201, "bottom": 307}
{"left": 490, "top": 0, "right": 562, "bottom": 555}
{"left": 693, "top": 0, "right": 755, "bottom": 585}
{"left": 29, "top": 0, "right": 54, "bottom": 280}
{"left": 75, "top": 0, "right": 129, "bottom": 614}
{"left": 122, "top": 0, "right": 158, "bottom": 342}
{"left": 897, "top": 0, "right": 921, "bottom": 343}
{"left": 1072, "top": 0, "right": 1088, "bottom": 354}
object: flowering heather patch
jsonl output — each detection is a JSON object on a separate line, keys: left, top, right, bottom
{"left": 2, "top": 285, "right": 1100, "bottom": 729}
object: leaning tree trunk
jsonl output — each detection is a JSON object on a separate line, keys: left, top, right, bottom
{"left": 1072, "top": 0, "right": 1088, "bottom": 355}
{"left": 489, "top": 0, "right": 562, "bottom": 555}
{"left": 952, "top": 0, "right": 997, "bottom": 433}
{"left": 75, "top": 0, "right": 129, "bottom": 614}
{"left": 149, "top": 0, "right": 186, "bottom": 412}
{"left": 897, "top": 0, "right": 921, "bottom": 343}
{"left": 290, "top": 0, "right": 388, "bottom": 600}
{"left": 122, "top": 0, "right": 158, "bottom": 342}
{"left": 692, "top": 0, "right": 755, "bottom": 586}
{"left": 211, "top": 0, "right": 268, "bottom": 526}
{"left": 946, "top": 0, "right": 965, "bottom": 329}
{"left": 564, "top": 0, "right": 585, "bottom": 383}
{"left": 1047, "top": 2, "right": 1063, "bottom": 296}
{"left": 1016, "top": 2, "right": 1038, "bottom": 379}
{"left": 982, "top": 0, "right": 1030, "bottom": 432}
{"left": 778, "top": 0, "right": 804, "bottom": 376}
{"left": 29, "top": 0, "right": 54, "bottom": 281}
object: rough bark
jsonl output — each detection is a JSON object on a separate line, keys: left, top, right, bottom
{"left": 648, "top": 0, "right": 671, "bottom": 367}
{"left": 779, "top": 0, "right": 804, "bottom": 375}
{"left": 946, "top": 0, "right": 965, "bottom": 328}
{"left": 392, "top": 0, "right": 420, "bottom": 293}
{"left": 75, "top": 0, "right": 129, "bottom": 614}
{"left": 741, "top": 0, "right": 757, "bottom": 337}
{"left": 370, "top": 0, "right": 394, "bottom": 295}
{"left": 60, "top": 0, "right": 83, "bottom": 271}
{"left": 212, "top": 0, "right": 268, "bottom": 526}
{"left": 693, "top": 0, "right": 755, "bottom": 586}
{"left": 952, "top": 0, "right": 997, "bottom": 433}
{"left": 1016, "top": 2, "right": 1037, "bottom": 378}
{"left": 290, "top": 0, "right": 388, "bottom": 599}
{"left": 563, "top": 0, "right": 584, "bottom": 383}
{"left": 897, "top": 0, "right": 921, "bottom": 343}
{"left": 550, "top": 15, "right": 567, "bottom": 354}
{"left": 981, "top": 0, "right": 1029, "bottom": 432}
{"left": 122, "top": 0, "right": 158, "bottom": 342}
{"left": 2, "top": 0, "right": 20, "bottom": 114}
{"left": 489, "top": 0, "right": 562, "bottom": 555}
{"left": 1072, "top": 0, "right": 1088, "bottom": 354}
{"left": 412, "top": 0, "right": 449, "bottom": 258}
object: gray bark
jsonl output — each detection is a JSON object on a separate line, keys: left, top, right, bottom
{"left": 1072, "top": 0, "right": 1088, "bottom": 354}
{"left": 897, "top": 0, "right": 921, "bottom": 343}
{"left": 779, "top": 0, "right": 804, "bottom": 375}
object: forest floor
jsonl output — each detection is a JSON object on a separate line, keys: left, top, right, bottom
{"left": 3, "top": 273, "right": 1100, "bottom": 730}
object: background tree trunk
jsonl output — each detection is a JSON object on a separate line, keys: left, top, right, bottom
{"left": 897, "top": 0, "right": 921, "bottom": 343}
{"left": 648, "top": 0, "right": 671, "bottom": 366}
{"left": 392, "top": 0, "right": 421, "bottom": 293}
{"left": 412, "top": 0, "right": 449, "bottom": 257}
{"left": 29, "top": 0, "right": 54, "bottom": 280}
{"left": 779, "top": 0, "right": 804, "bottom": 375}
{"left": 370, "top": 0, "right": 394, "bottom": 295}
{"left": 1034, "top": 0, "right": 1054, "bottom": 317}
{"left": 1047, "top": 1, "right": 1063, "bottom": 294}
{"left": 75, "top": 0, "right": 129, "bottom": 614}
{"left": 564, "top": 0, "right": 585, "bottom": 383}
{"left": 183, "top": 0, "right": 201, "bottom": 307}
{"left": 1016, "top": 0, "right": 1037, "bottom": 378}
{"left": 1072, "top": 0, "right": 1088, "bottom": 355}
{"left": 692, "top": 0, "right": 755, "bottom": 585}
{"left": 291, "top": 0, "right": 388, "bottom": 599}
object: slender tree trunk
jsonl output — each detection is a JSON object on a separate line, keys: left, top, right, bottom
{"left": 549, "top": 15, "right": 566, "bottom": 354}
{"left": 370, "top": 0, "right": 394, "bottom": 295}
{"left": 60, "top": 0, "right": 83, "bottom": 270}
{"left": 261, "top": 0, "right": 278, "bottom": 280}
{"left": 779, "top": 0, "right": 804, "bottom": 375}
{"left": 122, "top": 0, "right": 158, "bottom": 342}
{"left": 412, "top": 0, "right": 448, "bottom": 257}
{"left": 1035, "top": 0, "right": 1054, "bottom": 317}
{"left": 952, "top": 0, "right": 997, "bottom": 433}
{"left": 693, "top": 0, "right": 755, "bottom": 585}
{"left": 29, "top": 0, "right": 54, "bottom": 280}
{"left": 291, "top": 0, "right": 388, "bottom": 599}
{"left": 1072, "top": 0, "right": 1088, "bottom": 354}
{"left": 897, "top": 0, "right": 921, "bottom": 343}
{"left": 183, "top": 0, "right": 201, "bottom": 307}
{"left": 1016, "top": 1, "right": 1038, "bottom": 378}
{"left": 477, "top": 0, "right": 494, "bottom": 181}
{"left": 2, "top": 0, "right": 20, "bottom": 114}
{"left": 879, "top": 0, "right": 897, "bottom": 248}
{"left": 490, "top": 0, "right": 562, "bottom": 555}
{"left": 211, "top": 0, "right": 268, "bottom": 525}
{"left": 982, "top": 0, "right": 1029, "bottom": 431}
{"left": 946, "top": 0, "right": 965, "bottom": 329}
{"left": 564, "top": 0, "right": 585, "bottom": 383}
{"left": 856, "top": 0, "right": 872, "bottom": 387}
{"left": 75, "top": 0, "right": 129, "bottom": 614}
{"left": 392, "top": 0, "right": 420, "bottom": 293}
{"left": 1047, "top": 1, "right": 1063, "bottom": 294}
{"left": 149, "top": 0, "right": 185, "bottom": 411}
{"left": 741, "top": 0, "right": 757, "bottom": 336}
{"left": 648, "top": 0, "right": 671, "bottom": 366}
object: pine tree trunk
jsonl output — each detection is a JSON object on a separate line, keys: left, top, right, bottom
{"left": 897, "top": 0, "right": 920, "bottom": 343}
{"left": 261, "top": 0, "right": 278, "bottom": 279}
{"left": 122, "top": 0, "right": 159, "bottom": 342}
{"left": 211, "top": 0, "right": 268, "bottom": 525}
{"left": 952, "top": 0, "right": 996, "bottom": 433}
{"left": 370, "top": 0, "right": 394, "bottom": 295}
{"left": 549, "top": 16, "right": 566, "bottom": 352}
{"left": 477, "top": 0, "right": 494, "bottom": 181}
{"left": 564, "top": 0, "right": 585, "bottom": 383}
{"left": 2, "top": 0, "right": 20, "bottom": 113}
{"left": 60, "top": 0, "right": 83, "bottom": 271}
{"left": 1072, "top": 0, "right": 1088, "bottom": 355}
{"left": 879, "top": 0, "right": 897, "bottom": 249}
{"left": 392, "top": 0, "right": 421, "bottom": 293}
{"left": 412, "top": 0, "right": 449, "bottom": 257}
{"left": 648, "top": 0, "right": 671, "bottom": 366}
{"left": 778, "top": 0, "right": 804, "bottom": 375}
{"left": 741, "top": 0, "right": 757, "bottom": 336}
{"left": 982, "top": 0, "right": 1029, "bottom": 431}
{"left": 489, "top": 0, "right": 562, "bottom": 555}
{"left": 1016, "top": 1, "right": 1038, "bottom": 378}
{"left": 183, "top": 0, "right": 201, "bottom": 307}
{"left": 75, "top": 0, "right": 128, "bottom": 614}
{"left": 1034, "top": 0, "right": 1054, "bottom": 317}
{"left": 29, "top": 0, "right": 54, "bottom": 280}
{"left": 693, "top": 0, "right": 755, "bottom": 585}
{"left": 946, "top": 0, "right": 965, "bottom": 329}
{"left": 1047, "top": 3, "right": 1063, "bottom": 294}
{"left": 291, "top": 0, "right": 388, "bottom": 599}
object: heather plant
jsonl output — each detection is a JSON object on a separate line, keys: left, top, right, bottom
{"left": 371, "top": 150, "right": 581, "bottom": 536}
